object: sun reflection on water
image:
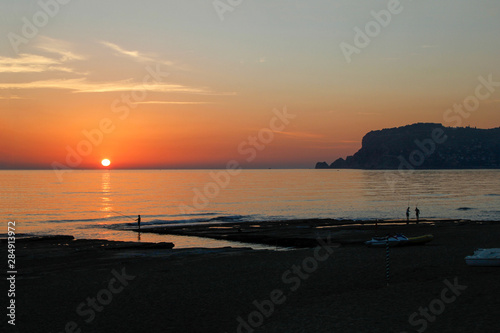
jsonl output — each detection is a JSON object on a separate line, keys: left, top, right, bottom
{"left": 100, "top": 171, "right": 113, "bottom": 216}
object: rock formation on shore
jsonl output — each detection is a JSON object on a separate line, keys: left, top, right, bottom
{"left": 316, "top": 123, "right": 500, "bottom": 169}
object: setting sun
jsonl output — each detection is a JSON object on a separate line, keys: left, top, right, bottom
{"left": 101, "top": 159, "right": 111, "bottom": 167}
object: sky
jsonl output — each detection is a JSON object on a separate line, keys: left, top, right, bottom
{"left": 1, "top": 0, "right": 499, "bottom": 169}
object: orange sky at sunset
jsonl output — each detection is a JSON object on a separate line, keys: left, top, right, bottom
{"left": 1, "top": 1, "right": 499, "bottom": 169}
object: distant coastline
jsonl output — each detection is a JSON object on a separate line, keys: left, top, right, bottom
{"left": 316, "top": 123, "right": 500, "bottom": 170}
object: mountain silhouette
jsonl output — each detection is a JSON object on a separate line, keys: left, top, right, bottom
{"left": 316, "top": 123, "right": 500, "bottom": 169}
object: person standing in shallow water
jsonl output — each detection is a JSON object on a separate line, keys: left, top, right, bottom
{"left": 406, "top": 207, "right": 410, "bottom": 224}
{"left": 415, "top": 207, "right": 420, "bottom": 224}
{"left": 136, "top": 215, "right": 141, "bottom": 229}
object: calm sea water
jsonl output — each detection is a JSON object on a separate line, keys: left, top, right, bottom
{"left": 2, "top": 169, "right": 499, "bottom": 247}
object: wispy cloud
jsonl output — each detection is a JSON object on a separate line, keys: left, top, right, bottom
{"left": 0, "top": 38, "right": 228, "bottom": 96}
{"left": 275, "top": 131, "right": 325, "bottom": 139}
{"left": 0, "top": 54, "right": 76, "bottom": 73}
{"left": 35, "top": 36, "right": 85, "bottom": 61}
{"left": 133, "top": 101, "right": 214, "bottom": 105}
{"left": 0, "top": 78, "right": 235, "bottom": 95}
{"left": 0, "top": 95, "right": 23, "bottom": 100}
{"left": 0, "top": 37, "right": 85, "bottom": 74}
{"left": 100, "top": 41, "right": 177, "bottom": 67}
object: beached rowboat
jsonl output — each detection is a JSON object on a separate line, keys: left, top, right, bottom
{"left": 365, "top": 234, "right": 433, "bottom": 247}
{"left": 465, "top": 248, "right": 500, "bottom": 267}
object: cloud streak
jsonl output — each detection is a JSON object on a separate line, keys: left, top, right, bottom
{"left": 0, "top": 37, "right": 87, "bottom": 73}
{"left": 100, "top": 41, "right": 177, "bottom": 67}
{"left": 0, "top": 95, "right": 23, "bottom": 100}
{"left": 0, "top": 78, "right": 235, "bottom": 95}
{"left": 275, "top": 131, "right": 325, "bottom": 139}
{"left": 0, "top": 54, "right": 76, "bottom": 73}
{"left": 35, "top": 36, "right": 85, "bottom": 61}
{"left": 133, "top": 101, "right": 214, "bottom": 105}
{"left": 0, "top": 38, "right": 231, "bottom": 97}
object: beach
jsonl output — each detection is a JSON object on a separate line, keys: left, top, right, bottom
{"left": 4, "top": 0, "right": 500, "bottom": 332}
{"left": 5, "top": 220, "right": 500, "bottom": 333}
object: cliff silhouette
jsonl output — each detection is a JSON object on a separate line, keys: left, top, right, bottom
{"left": 316, "top": 123, "right": 500, "bottom": 169}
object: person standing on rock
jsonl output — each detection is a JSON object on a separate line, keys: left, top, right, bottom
{"left": 406, "top": 207, "right": 410, "bottom": 224}
{"left": 415, "top": 207, "right": 420, "bottom": 224}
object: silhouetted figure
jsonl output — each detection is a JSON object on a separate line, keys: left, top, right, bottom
{"left": 136, "top": 214, "right": 141, "bottom": 229}
{"left": 415, "top": 207, "right": 420, "bottom": 224}
{"left": 406, "top": 207, "right": 410, "bottom": 224}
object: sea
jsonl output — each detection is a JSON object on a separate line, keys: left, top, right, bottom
{"left": 2, "top": 169, "right": 499, "bottom": 248}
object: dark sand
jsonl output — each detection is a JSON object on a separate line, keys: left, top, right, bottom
{"left": 3, "top": 220, "right": 500, "bottom": 333}
{"left": 136, "top": 218, "right": 476, "bottom": 247}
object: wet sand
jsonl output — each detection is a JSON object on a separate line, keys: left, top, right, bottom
{"left": 4, "top": 220, "right": 500, "bottom": 333}
{"left": 137, "top": 218, "right": 484, "bottom": 248}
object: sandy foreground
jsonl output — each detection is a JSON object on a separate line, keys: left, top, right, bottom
{"left": 2, "top": 220, "right": 500, "bottom": 333}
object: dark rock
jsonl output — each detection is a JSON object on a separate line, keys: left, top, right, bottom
{"left": 315, "top": 162, "right": 329, "bottom": 169}
{"left": 315, "top": 123, "right": 500, "bottom": 169}
{"left": 330, "top": 158, "right": 346, "bottom": 168}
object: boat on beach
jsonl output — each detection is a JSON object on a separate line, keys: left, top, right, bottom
{"left": 365, "top": 234, "right": 433, "bottom": 247}
{"left": 465, "top": 248, "right": 500, "bottom": 266}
